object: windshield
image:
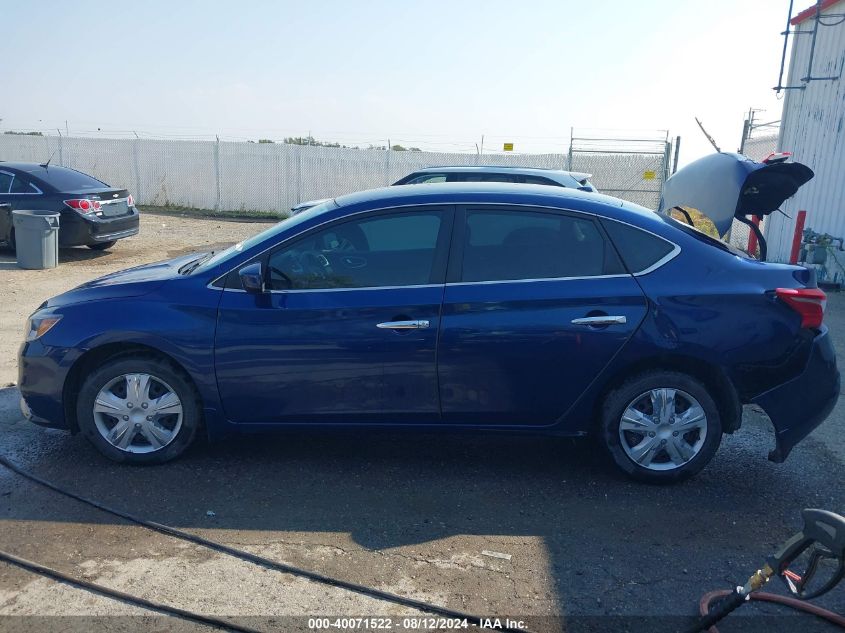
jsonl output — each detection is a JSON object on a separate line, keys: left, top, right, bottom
{"left": 193, "top": 199, "right": 339, "bottom": 273}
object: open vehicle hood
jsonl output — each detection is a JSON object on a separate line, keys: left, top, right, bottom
{"left": 658, "top": 152, "right": 814, "bottom": 236}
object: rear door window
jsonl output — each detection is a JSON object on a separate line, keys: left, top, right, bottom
{"left": 601, "top": 219, "right": 677, "bottom": 273}
{"left": 402, "top": 173, "right": 447, "bottom": 184}
{"left": 459, "top": 208, "right": 624, "bottom": 282}
{"left": 459, "top": 173, "right": 517, "bottom": 183}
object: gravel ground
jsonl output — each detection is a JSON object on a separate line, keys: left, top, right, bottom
{"left": 0, "top": 215, "right": 844, "bottom": 632}
{"left": 0, "top": 211, "right": 276, "bottom": 386}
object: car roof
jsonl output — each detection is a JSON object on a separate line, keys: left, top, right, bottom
{"left": 0, "top": 162, "right": 78, "bottom": 177}
{"left": 331, "top": 181, "right": 663, "bottom": 230}
{"left": 0, "top": 162, "right": 46, "bottom": 173}
{"left": 410, "top": 165, "right": 592, "bottom": 180}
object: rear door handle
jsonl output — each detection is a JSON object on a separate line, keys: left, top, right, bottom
{"left": 571, "top": 315, "right": 627, "bottom": 326}
{"left": 377, "top": 320, "right": 430, "bottom": 330}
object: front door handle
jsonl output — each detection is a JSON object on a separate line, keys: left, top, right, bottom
{"left": 571, "top": 315, "right": 627, "bottom": 326}
{"left": 377, "top": 320, "right": 430, "bottom": 330}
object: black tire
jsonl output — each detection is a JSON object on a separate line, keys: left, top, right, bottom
{"left": 599, "top": 371, "right": 722, "bottom": 484}
{"left": 88, "top": 240, "right": 117, "bottom": 251}
{"left": 76, "top": 356, "right": 200, "bottom": 464}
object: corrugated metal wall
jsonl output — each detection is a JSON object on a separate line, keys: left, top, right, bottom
{"left": 765, "top": 0, "right": 845, "bottom": 266}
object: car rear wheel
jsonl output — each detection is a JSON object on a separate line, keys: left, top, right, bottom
{"left": 76, "top": 357, "right": 200, "bottom": 464}
{"left": 88, "top": 240, "right": 117, "bottom": 251}
{"left": 599, "top": 371, "right": 722, "bottom": 483}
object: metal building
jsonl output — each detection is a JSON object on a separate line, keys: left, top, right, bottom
{"left": 765, "top": 0, "right": 845, "bottom": 278}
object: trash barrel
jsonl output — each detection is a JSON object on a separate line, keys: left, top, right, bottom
{"left": 12, "top": 209, "right": 60, "bottom": 269}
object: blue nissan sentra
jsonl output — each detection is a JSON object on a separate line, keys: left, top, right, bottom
{"left": 18, "top": 157, "right": 840, "bottom": 483}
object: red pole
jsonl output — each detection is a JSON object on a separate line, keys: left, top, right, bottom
{"left": 790, "top": 210, "right": 807, "bottom": 264}
{"left": 747, "top": 215, "right": 761, "bottom": 256}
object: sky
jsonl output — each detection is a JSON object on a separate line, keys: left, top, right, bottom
{"left": 2, "top": 0, "right": 797, "bottom": 165}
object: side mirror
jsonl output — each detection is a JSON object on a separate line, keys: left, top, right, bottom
{"left": 239, "top": 262, "right": 265, "bottom": 294}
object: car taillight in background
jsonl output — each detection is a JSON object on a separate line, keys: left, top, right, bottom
{"left": 776, "top": 287, "right": 827, "bottom": 329}
{"left": 127, "top": 194, "right": 135, "bottom": 207}
{"left": 64, "top": 199, "right": 101, "bottom": 214}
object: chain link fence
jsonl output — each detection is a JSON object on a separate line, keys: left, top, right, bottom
{"left": 568, "top": 131, "right": 671, "bottom": 210}
{"left": 1, "top": 131, "right": 672, "bottom": 215}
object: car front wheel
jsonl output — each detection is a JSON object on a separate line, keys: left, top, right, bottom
{"left": 76, "top": 357, "right": 200, "bottom": 464}
{"left": 599, "top": 371, "right": 722, "bottom": 483}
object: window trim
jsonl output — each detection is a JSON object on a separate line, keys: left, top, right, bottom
{"left": 209, "top": 202, "right": 680, "bottom": 291}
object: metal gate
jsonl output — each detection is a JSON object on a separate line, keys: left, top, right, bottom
{"left": 567, "top": 130, "right": 673, "bottom": 210}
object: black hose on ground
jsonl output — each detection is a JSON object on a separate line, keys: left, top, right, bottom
{"left": 685, "top": 588, "right": 747, "bottom": 633}
{"left": 0, "top": 548, "right": 264, "bottom": 633}
{"left": 0, "top": 453, "right": 529, "bottom": 633}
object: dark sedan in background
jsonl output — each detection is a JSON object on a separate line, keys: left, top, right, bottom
{"left": 0, "top": 162, "right": 139, "bottom": 250}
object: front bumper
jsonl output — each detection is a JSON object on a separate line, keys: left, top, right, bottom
{"left": 18, "top": 340, "right": 75, "bottom": 430}
{"left": 751, "top": 326, "right": 840, "bottom": 462}
{"left": 59, "top": 208, "right": 140, "bottom": 246}
{"left": 19, "top": 395, "right": 60, "bottom": 428}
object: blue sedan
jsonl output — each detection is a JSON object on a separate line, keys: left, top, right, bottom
{"left": 18, "top": 182, "right": 839, "bottom": 482}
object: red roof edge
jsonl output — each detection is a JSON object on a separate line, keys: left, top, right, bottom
{"left": 791, "top": 0, "right": 842, "bottom": 25}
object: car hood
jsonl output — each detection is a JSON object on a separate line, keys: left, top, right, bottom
{"left": 658, "top": 152, "right": 814, "bottom": 236}
{"left": 42, "top": 252, "right": 204, "bottom": 308}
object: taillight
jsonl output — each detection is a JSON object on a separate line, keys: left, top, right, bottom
{"left": 64, "top": 199, "right": 101, "bottom": 213}
{"left": 127, "top": 194, "right": 135, "bottom": 207}
{"left": 776, "top": 287, "right": 827, "bottom": 329}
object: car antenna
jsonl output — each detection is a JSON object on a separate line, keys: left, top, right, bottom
{"left": 39, "top": 151, "right": 57, "bottom": 169}
{"left": 694, "top": 117, "right": 721, "bottom": 153}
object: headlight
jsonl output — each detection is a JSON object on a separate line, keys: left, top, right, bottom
{"left": 24, "top": 313, "right": 62, "bottom": 342}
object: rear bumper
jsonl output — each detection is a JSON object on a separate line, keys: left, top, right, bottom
{"left": 751, "top": 326, "right": 840, "bottom": 462}
{"left": 59, "top": 208, "right": 140, "bottom": 246}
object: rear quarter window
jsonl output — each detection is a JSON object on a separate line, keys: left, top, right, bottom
{"left": 601, "top": 219, "right": 676, "bottom": 273}
{"left": 0, "top": 172, "right": 12, "bottom": 193}
{"left": 659, "top": 214, "right": 749, "bottom": 258}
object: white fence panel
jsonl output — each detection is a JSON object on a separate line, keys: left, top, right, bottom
{"left": 1, "top": 134, "right": 663, "bottom": 214}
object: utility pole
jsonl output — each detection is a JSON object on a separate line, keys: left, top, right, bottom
{"left": 480, "top": 135, "right": 484, "bottom": 156}
{"left": 672, "top": 136, "right": 681, "bottom": 174}
{"left": 695, "top": 117, "right": 721, "bottom": 153}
